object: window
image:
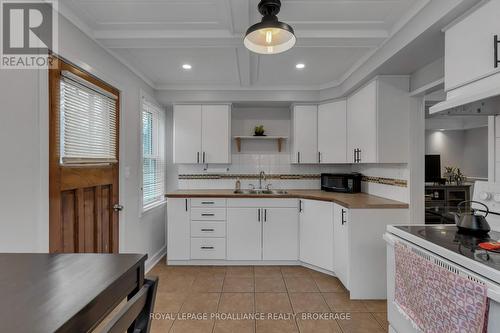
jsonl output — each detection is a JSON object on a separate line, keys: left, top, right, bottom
{"left": 60, "top": 70, "right": 118, "bottom": 164}
{"left": 141, "top": 95, "right": 166, "bottom": 210}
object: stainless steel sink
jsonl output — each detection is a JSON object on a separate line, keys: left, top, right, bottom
{"left": 233, "top": 189, "right": 288, "bottom": 195}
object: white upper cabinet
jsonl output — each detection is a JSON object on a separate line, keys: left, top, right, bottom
{"left": 318, "top": 100, "right": 347, "bottom": 164}
{"left": 173, "top": 104, "right": 231, "bottom": 164}
{"left": 291, "top": 105, "right": 318, "bottom": 164}
{"left": 173, "top": 105, "right": 202, "bottom": 164}
{"left": 347, "top": 76, "right": 410, "bottom": 164}
{"left": 444, "top": 0, "right": 500, "bottom": 91}
{"left": 201, "top": 105, "right": 231, "bottom": 164}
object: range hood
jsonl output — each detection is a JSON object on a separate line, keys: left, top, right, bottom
{"left": 429, "top": 73, "right": 500, "bottom": 116}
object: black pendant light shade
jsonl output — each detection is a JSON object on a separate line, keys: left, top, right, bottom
{"left": 244, "top": 0, "right": 296, "bottom": 55}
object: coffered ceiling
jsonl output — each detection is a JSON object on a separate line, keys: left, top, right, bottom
{"left": 61, "top": 0, "right": 431, "bottom": 90}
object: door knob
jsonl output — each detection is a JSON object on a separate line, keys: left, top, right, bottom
{"left": 113, "top": 204, "right": 124, "bottom": 212}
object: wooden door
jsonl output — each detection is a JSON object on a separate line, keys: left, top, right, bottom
{"left": 227, "top": 208, "right": 262, "bottom": 260}
{"left": 292, "top": 105, "right": 318, "bottom": 164}
{"left": 49, "top": 57, "right": 120, "bottom": 253}
{"left": 318, "top": 100, "right": 347, "bottom": 163}
{"left": 262, "top": 208, "right": 298, "bottom": 260}
{"left": 173, "top": 104, "right": 202, "bottom": 164}
{"left": 201, "top": 104, "right": 231, "bottom": 164}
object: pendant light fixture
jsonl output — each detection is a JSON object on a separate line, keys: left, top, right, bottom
{"left": 244, "top": 0, "right": 296, "bottom": 55}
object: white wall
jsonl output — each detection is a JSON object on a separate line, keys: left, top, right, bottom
{"left": 425, "top": 127, "right": 488, "bottom": 179}
{"left": 0, "top": 15, "right": 166, "bottom": 268}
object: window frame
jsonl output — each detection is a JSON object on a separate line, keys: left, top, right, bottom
{"left": 140, "top": 91, "right": 166, "bottom": 214}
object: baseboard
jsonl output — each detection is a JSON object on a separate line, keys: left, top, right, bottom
{"left": 299, "top": 261, "right": 336, "bottom": 277}
{"left": 145, "top": 245, "right": 166, "bottom": 273}
{"left": 167, "top": 259, "right": 300, "bottom": 266}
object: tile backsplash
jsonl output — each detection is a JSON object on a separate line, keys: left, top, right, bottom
{"left": 173, "top": 153, "right": 409, "bottom": 203}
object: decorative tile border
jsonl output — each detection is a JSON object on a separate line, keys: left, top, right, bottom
{"left": 178, "top": 174, "right": 407, "bottom": 187}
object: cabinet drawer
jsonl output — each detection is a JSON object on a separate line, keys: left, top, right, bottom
{"left": 191, "top": 208, "right": 226, "bottom": 221}
{"left": 191, "top": 198, "right": 226, "bottom": 207}
{"left": 227, "top": 198, "right": 298, "bottom": 208}
{"left": 191, "top": 221, "right": 226, "bottom": 237}
{"left": 191, "top": 238, "right": 226, "bottom": 259}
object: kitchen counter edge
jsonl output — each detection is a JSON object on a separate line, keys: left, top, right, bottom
{"left": 164, "top": 190, "right": 409, "bottom": 209}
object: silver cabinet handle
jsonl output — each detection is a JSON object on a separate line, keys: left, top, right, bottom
{"left": 201, "top": 228, "right": 215, "bottom": 232}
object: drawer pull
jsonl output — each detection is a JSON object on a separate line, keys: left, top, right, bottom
{"left": 201, "top": 228, "right": 215, "bottom": 232}
{"left": 201, "top": 246, "right": 214, "bottom": 250}
{"left": 201, "top": 201, "right": 215, "bottom": 205}
{"left": 201, "top": 213, "right": 215, "bottom": 216}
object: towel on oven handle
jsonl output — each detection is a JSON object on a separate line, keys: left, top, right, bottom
{"left": 394, "top": 241, "right": 489, "bottom": 333}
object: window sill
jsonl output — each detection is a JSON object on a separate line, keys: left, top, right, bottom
{"left": 142, "top": 199, "right": 167, "bottom": 216}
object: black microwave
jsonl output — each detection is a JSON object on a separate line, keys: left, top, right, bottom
{"left": 321, "top": 173, "right": 362, "bottom": 193}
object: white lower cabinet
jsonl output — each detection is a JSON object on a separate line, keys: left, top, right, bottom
{"left": 333, "top": 203, "right": 349, "bottom": 289}
{"left": 167, "top": 198, "right": 190, "bottom": 260}
{"left": 227, "top": 208, "right": 262, "bottom": 260}
{"left": 227, "top": 199, "right": 299, "bottom": 261}
{"left": 263, "top": 208, "right": 299, "bottom": 260}
{"left": 299, "top": 199, "right": 334, "bottom": 271}
{"left": 190, "top": 238, "right": 226, "bottom": 260}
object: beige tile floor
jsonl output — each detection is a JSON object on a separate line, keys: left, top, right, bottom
{"left": 147, "top": 260, "right": 388, "bottom": 333}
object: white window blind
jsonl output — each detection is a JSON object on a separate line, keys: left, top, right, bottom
{"left": 142, "top": 96, "right": 166, "bottom": 210}
{"left": 60, "top": 71, "right": 118, "bottom": 165}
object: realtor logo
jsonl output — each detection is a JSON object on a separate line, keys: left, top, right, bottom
{"left": 1, "top": 0, "right": 58, "bottom": 69}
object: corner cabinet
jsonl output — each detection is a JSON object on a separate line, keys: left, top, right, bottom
{"left": 173, "top": 104, "right": 231, "bottom": 164}
{"left": 347, "top": 76, "right": 410, "bottom": 164}
{"left": 299, "top": 199, "right": 334, "bottom": 271}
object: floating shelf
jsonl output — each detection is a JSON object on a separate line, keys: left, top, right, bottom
{"left": 233, "top": 136, "right": 288, "bottom": 152}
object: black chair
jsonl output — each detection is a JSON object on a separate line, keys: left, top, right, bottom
{"left": 102, "top": 277, "right": 158, "bottom": 333}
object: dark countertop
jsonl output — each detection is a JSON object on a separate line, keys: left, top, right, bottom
{"left": 0, "top": 253, "right": 146, "bottom": 333}
{"left": 166, "top": 189, "right": 409, "bottom": 209}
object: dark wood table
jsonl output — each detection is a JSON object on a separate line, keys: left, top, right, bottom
{"left": 0, "top": 253, "right": 146, "bottom": 333}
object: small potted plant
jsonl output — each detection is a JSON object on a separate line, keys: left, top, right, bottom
{"left": 254, "top": 125, "right": 265, "bottom": 136}
{"left": 444, "top": 166, "right": 456, "bottom": 184}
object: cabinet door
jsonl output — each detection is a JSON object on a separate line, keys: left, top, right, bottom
{"left": 167, "top": 198, "right": 190, "bottom": 260}
{"left": 444, "top": 0, "right": 500, "bottom": 90}
{"left": 318, "top": 101, "right": 347, "bottom": 163}
{"left": 263, "top": 208, "right": 298, "bottom": 260}
{"left": 347, "top": 81, "right": 377, "bottom": 163}
{"left": 227, "top": 208, "right": 262, "bottom": 260}
{"left": 292, "top": 105, "right": 318, "bottom": 164}
{"left": 173, "top": 105, "right": 202, "bottom": 164}
{"left": 333, "top": 204, "right": 349, "bottom": 289}
{"left": 202, "top": 105, "right": 231, "bottom": 164}
{"left": 299, "top": 200, "right": 334, "bottom": 270}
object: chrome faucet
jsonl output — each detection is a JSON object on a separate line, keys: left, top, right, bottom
{"left": 259, "top": 171, "right": 266, "bottom": 189}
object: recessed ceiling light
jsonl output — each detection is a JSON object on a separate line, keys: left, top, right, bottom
{"left": 182, "top": 64, "right": 192, "bottom": 70}
{"left": 296, "top": 63, "right": 305, "bottom": 69}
